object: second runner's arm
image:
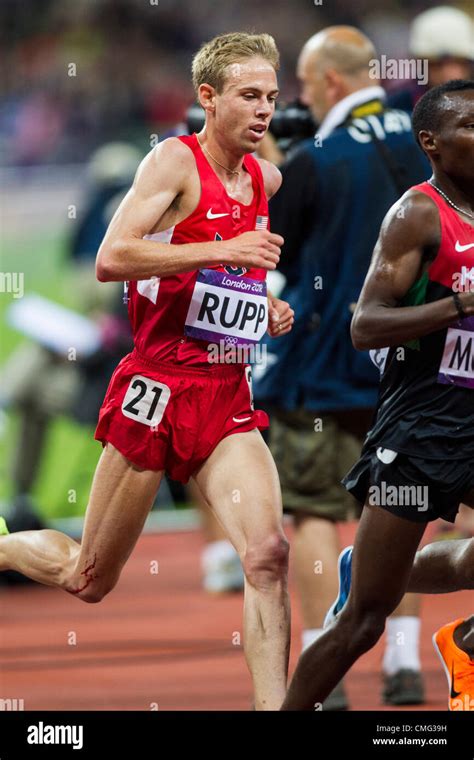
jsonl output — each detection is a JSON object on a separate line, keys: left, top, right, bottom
{"left": 352, "top": 191, "right": 474, "bottom": 350}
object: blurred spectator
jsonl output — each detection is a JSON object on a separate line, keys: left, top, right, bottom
{"left": 389, "top": 6, "right": 474, "bottom": 111}
{"left": 0, "top": 0, "right": 368, "bottom": 166}
{"left": 0, "top": 142, "right": 140, "bottom": 526}
{"left": 4, "top": 1, "right": 471, "bottom": 168}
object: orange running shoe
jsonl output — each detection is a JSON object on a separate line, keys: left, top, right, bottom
{"left": 433, "top": 619, "right": 474, "bottom": 711}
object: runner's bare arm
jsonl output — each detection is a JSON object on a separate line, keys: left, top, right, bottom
{"left": 257, "top": 158, "right": 283, "bottom": 199}
{"left": 352, "top": 192, "right": 474, "bottom": 350}
{"left": 260, "top": 161, "right": 293, "bottom": 336}
{"left": 96, "top": 138, "right": 283, "bottom": 281}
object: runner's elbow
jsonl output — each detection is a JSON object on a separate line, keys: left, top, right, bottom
{"left": 351, "top": 309, "right": 379, "bottom": 351}
{"left": 351, "top": 311, "right": 370, "bottom": 350}
{"left": 96, "top": 259, "right": 111, "bottom": 282}
{"left": 96, "top": 240, "right": 126, "bottom": 282}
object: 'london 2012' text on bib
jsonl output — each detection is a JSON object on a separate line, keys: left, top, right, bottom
{"left": 184, "top": 269, "right": 268, "bottom": 345}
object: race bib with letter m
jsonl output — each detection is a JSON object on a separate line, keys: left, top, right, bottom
{"left": 184, "top": 269, "right": 268, "bottom": 345}
{"left": 438, "top": 317, "right": 474, "bottom": 389}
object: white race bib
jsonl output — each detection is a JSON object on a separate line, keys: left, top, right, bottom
{"left": 185, "top": 269, "right": 268, "bottom": 345}
{"left": 438, "top": 318, "right": 474, "bottom": 389}
{"left": 122, "top": 375, "right": 171, "bottom": 426}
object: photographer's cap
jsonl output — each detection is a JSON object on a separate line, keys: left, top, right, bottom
{"left": 410, "top": 6, "right": 474, "bottom": 60}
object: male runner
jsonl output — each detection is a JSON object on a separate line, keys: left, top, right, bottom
{"left": 0, "top": 32, "right": 294, "bottom": 711}
{"left": 281, "top": 79, "right": 474, "bottom": 710}
{"left": 325, "top": 550, "right": 474, "bottom": 710}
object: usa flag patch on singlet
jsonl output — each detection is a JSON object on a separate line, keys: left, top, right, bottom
{"left": 255, "top": 215, "right": 268, "bottom": 230}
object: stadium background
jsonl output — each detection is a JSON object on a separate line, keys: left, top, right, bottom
{"left": 2, "top": 0, "right": 472, "bottom": 520}
{"left": 0, "top": 0, "right": 473, "bottom": 712}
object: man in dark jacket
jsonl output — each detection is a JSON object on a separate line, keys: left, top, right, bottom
{"left": 254, "top": 26, "right": 429, "bottom": 708}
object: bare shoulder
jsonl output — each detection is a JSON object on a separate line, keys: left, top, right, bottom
{"left": 379, "top": 188, "right": 441, "bottom": 250}
{"left": 255, "top": 157, "right": 282, "bottom": 200}
{"left": 152, "top": 136, "right": 196, "bottom": 169}
{"left": 134, "top": 136, "right": 196, "bottom": 195}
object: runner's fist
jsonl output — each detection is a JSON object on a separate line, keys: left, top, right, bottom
{"left": 221, "top": 230, "right": 283, "bottom": 271}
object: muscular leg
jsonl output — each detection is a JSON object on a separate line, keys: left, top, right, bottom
{"left": 193, "top": 429, "right": 290, "bottom": 711}
{"left": 406, "top": 489, "right": 474, "bottom": 594}
{"left": 0, "top": 444, "right": 163, "bottom": 602}
{"left": 281, "top": 503, "right": 426, "bottom": 710}
{"left": 407, "top": 537, "right": 474, "bottom": 593}
{"left": 195, "top": 485, "right": 231, "bottom": 544}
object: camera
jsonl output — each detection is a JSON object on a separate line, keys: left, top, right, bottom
{"left": 268, "top": 100, "right": 316, "bottom": 152}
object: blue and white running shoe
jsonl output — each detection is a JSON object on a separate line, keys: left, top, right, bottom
{"left": 323, "top": 546, "right": 353, "bottom": 629}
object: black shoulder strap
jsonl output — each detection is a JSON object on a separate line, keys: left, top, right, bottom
{"left": 365, "top": 118, "right": 411, "bottom": 195}
{"left": 343, "top": 102, "right": 411, "bottom": 195}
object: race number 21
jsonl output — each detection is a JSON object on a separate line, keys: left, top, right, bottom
{"left": 121, "top": 375, "right": 171, "bottom": 427}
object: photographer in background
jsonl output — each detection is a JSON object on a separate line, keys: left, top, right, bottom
{"left": 253, "top": 26, "right": 430, "bottom": 709}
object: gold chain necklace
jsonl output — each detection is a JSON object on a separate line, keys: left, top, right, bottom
{"left": 196, "top": 136, "right": 241, "bottom": 177}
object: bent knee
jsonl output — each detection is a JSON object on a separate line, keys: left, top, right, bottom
{"left": 243, "top": 531, "right": 289, "bottom": 589}
{"left": 340, "top": 605, "right": 387, "bottom": 654}
{"left": 66, "top": 564, "right": 119, "bottom": 603}
{"left": 68, "top": 580, "right": 116, "bottom": 604}
{"left": 74, "top": 586, "right": 107, "bottom": 604}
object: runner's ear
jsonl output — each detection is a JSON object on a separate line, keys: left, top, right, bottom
{"left": 418, "top": 129, "right": 438, "bottom": 157}
{"left": 198, "top": 83, "right": 216, "bottom": 113}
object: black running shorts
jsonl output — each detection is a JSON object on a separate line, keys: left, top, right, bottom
{"left": 343, "top": 446, "right": 474, "bottom": 523}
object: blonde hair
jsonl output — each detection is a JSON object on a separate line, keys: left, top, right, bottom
{"left": 192, "top": 32, "right": 279, "bottom": 95}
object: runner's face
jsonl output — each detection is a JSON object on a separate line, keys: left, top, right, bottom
{"left": 435, "top": 92, "right": 474, "bottom": 179}
{"left": 215, "top": 57, "right": 279, "bottom": 152}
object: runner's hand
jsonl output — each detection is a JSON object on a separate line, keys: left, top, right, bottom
{"left": 221, "top": 230, "right": 283, "bottom": 271}
{"left": 267, "top": 295, "right": 294, "bottom": 337}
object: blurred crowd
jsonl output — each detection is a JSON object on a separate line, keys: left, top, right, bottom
{"left": 1, "top": 0, "right": 472, "bottom": 166}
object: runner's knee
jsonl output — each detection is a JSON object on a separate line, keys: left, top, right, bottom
{"left": 243, "top": 532, "right": 289, "bottom": 589}
{"left": 340, "top": 605, "right": 387, "bottom": 655}
{"left": 66, "top": 557, "right": 120, "bottom": 603}
{"left": 69, "top": 577, "right": 118, "bottom": 604}
{"left": 339, "top": 587, "right": 403, "bottom": 654}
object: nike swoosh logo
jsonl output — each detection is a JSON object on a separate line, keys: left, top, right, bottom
{"left": 232, "top": 416, "right": 252, "bottom": 423}
{"left": 207, "top": 209, "right": 229, "bottom": 219}
{"left": 451, "top": 660, "right": 461, "bottom": 698}
{"left": 455, "top": 240, "right": 474, "bottom": 253}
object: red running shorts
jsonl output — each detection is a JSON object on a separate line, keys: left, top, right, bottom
{"left": 95, "top": 349, "right": 269, "bottom": 483}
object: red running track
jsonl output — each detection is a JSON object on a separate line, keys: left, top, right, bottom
{"left": 1, "top": 522, "right": 470, "bottom": 710}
